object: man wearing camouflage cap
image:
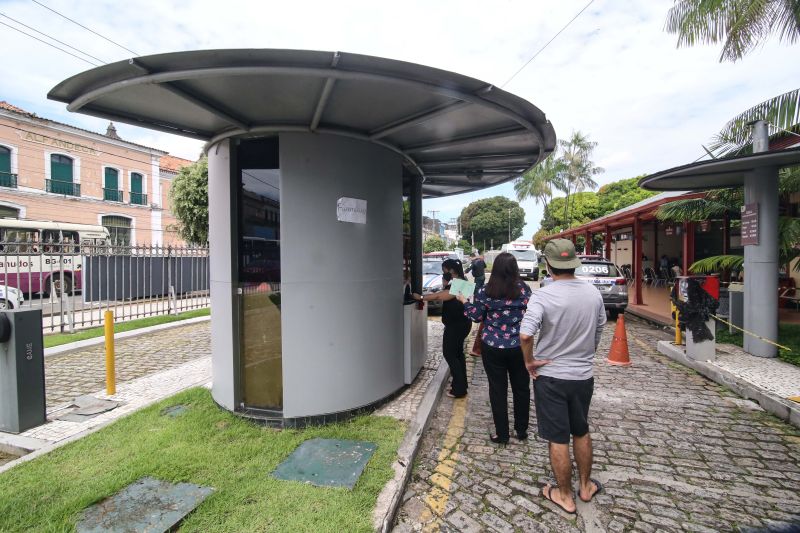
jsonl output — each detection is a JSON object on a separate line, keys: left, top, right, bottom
{"left": 520, "top": 238, "right": 607, "bottom": 514}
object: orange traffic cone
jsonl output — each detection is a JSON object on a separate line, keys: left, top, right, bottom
{"left": 606, "top": 314, "right": 631, "bottom": 366}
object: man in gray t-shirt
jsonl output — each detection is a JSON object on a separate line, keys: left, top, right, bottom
{"left": 520, "top": 239, "right": 606, "bottom": 515}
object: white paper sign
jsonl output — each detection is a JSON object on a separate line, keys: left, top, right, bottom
{"left": 336, "top": 197, "right": 367, "bottom": 224}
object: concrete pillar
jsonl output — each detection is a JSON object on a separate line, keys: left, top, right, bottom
{"left": 744, "top": 121, "right": 779, "bottom": 357}
{"left": 633, "top": 218, "right": 643, "bottom": 305}
{"left": 410, "top": 176, "right": 423, "bottom": 294}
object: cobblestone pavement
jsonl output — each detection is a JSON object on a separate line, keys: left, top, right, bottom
{"left": 44, "top": 321, "right": 210, "bottom": 408}
{"left": 395, "top": 316, "right": 800, "bottom": 532}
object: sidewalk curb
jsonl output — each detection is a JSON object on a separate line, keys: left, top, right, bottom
{"left": 373, "top": 362, "right": 450, "bottom": 533}
{"left": 656, "top": 341, "right": 800, "bottom": 429}
{"left": 44, "top": 315, "right": 210, "bottom": 358}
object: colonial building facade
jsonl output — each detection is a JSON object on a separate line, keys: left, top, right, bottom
{"left": 0, "top": 101, "right": 192, "bottom": 245}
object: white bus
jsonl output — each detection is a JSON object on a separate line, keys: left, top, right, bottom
{"left": 0, "top": 219, "right": 110, "bottom": 295}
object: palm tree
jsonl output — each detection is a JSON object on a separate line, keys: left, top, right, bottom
{"left": 559, "top": 131, "right": 603, "bottom": 225}
{"left": 513, "top": 154, "right": 563, "bottom": 207}
{"left": 665, "top": 2, "right": 800, "bottom": 156}
{"left": 665, "top": 0, "right": 800, "bottom": 63}
{"left": 707, "top": 89, "right": 800, "bottom": 156}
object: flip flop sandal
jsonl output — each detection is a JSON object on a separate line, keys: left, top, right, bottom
{"left": 576, "top": 478, "right": 604, "bottom": 503}
{"left": 541, "top": 484, "right": 576, "bottom": 515}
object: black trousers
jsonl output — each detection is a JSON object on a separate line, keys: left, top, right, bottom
{"left": 442, "top": 322, "right": 471, "bottom": 396}
{"left": 481, "top": 342, "right": 530, "bottom": 439}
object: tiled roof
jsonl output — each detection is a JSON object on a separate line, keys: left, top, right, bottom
{"left": 0, "top": 101, "right": 34, "bottom": 116}
{"left": 0, "top": 100, "right": 167, "bottom": 154}
{"left": 160, "top": 155, "right": 194, "bottom": 172}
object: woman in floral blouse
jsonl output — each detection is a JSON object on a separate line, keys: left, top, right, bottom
{"left": 457, "top": 252, "right": 534, "bottom": 444}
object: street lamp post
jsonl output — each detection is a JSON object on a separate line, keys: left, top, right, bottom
{"left": 508, "top": 208, "right": 511, "bottom": 244}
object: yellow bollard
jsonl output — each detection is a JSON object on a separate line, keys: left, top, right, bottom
{"left": 672, "top": 304, "right": 682, "bottom": 345}
{"left": 104, "top": 310, "right": 116, "bottom": 395}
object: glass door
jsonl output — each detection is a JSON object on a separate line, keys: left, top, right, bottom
{"left": 237, "top": 138, "right": 283, "bottom": 411}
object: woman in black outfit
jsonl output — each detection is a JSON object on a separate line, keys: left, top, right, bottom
{"left": 413, "top": 258, "right": 472, "bottom": 398}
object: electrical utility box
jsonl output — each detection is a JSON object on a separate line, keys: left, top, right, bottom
{"left": 0, "top": 309, "right": 46, "bottom": 434}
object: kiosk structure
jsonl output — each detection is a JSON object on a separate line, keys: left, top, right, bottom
{"left": 49, "top": 49, "right": 556, "bottom": 425}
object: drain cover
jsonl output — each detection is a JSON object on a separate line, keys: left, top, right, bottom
{"left": 76, "top": 477, "right": 214, "bottom": 533}
{"left": 161, "top": 404, "right": 189, "bottom": 417}
{"left": 272, "top": 438, "right": 377, "bottom": 489}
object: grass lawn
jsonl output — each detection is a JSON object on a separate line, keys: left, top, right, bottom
{"left": 0, "top": 388, "right": 405, "bottom": 532}
{"left": 44, "top": 308, "right": 210, "bottom": 348}
{"left": 716, "top": 322, "right": 800, "bottom": 366}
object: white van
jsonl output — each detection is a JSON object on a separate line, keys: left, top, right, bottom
{"left": 502, "top": 241, "right": 540, "bottom": 281}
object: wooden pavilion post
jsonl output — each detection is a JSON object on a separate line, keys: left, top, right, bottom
{"left": 633, "top": 216, "right": 644, "bottom": 305}
{"left": 682, "top": 221, "right": 695, "bottom": 275}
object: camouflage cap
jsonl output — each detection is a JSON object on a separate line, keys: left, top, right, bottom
{"left": 543, "top": 238, "right": 582, "bottom": 269}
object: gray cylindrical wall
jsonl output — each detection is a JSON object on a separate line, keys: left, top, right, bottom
{"left": 208, "top": 139, "right": 238, "bottom": 411}
{"left": 279, "top": 133, "right": 404, "bottom": 418}
{"left": 208, "top": 133, "right": 405, "bottom": 418}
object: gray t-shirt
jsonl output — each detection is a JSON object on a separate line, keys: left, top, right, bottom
{"left": 520, "top": 278, "right": 606, "bottom": 380}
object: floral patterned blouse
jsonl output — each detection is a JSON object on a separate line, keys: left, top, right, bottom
{"left": 463, "top": 282, "right": 532, "bottom": 348}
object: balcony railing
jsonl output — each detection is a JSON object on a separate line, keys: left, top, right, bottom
{"left": 130, "top": 191, "right": 148, "bottom": 205}
{"left": 103, "top": 188, "right": 123, "bottom": 202}
{"left": 0, "top": 172, "right": 17, "bottom": 188}
{"left": 46, "top": 179, "right": 80, "bottom": 197}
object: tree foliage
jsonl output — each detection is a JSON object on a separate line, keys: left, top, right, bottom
{"left": 514, "top": 155, "right": 563, "bottom": 206}
{"left": 452, "top": 239, "right": 472, "bottom": 252}
{"left": 540, "top": 192, "right": 600, "bottom": 233}
{"left": 558, "top": 131, "right": 603, "bottom": 223}
{"left": 168, "top": 157, "right": 208, "bottom": 244}
{"left": 459, "top": 196, "right": 525, "bottom": 249}
{"left": 709, "top": 89, "right": 800, "bottom": 156}
{"left": 597, "top": 176, "right": 657, "bottom": 215}
{"left": 665, "top": 0, "right": 800, "bottom": 63}
{"left": 664, "top": 2, "right": 800, "bottom": 158}
{"left": 423, "top": 235, "right": 446, "bottom": 253}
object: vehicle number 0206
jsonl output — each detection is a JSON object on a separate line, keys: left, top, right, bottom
{"left": 583, "top": 265, "right": 609, "bottom": 274}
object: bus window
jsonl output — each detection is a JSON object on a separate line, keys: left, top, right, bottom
{"left": 61, "top": 230, "right": 80, "bottom": 253}
{"left": 0, "top": 228, "right": 39, "bottom": 253}
{"left": 42, "top": 230, "right": 60, "bottom": 254}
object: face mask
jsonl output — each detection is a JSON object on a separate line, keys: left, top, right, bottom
{"left": 442, "top": 272, "right": 453, "bottom": 282}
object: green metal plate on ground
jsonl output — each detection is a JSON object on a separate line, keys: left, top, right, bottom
{"left": 76, "top": 477, "right": 214, "bottom": 533}
{"left": 161, "top": 404, "right": 190, "bottom": 417}
{"left": 272, "top": 438, "right": 377, "bottom": 489}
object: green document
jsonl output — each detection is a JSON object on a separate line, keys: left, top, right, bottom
{"left": 448, "top": 278, "right": 475, "bottom": 298}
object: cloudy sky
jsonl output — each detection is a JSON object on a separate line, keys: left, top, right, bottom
{"left": 2, "top": 0, "right": 798, "bottom": 236}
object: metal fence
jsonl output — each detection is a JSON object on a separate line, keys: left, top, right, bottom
{"left": 0, "top": 240, "right": 210, "bottom": 334}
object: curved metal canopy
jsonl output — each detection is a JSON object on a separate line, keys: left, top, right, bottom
{"left": 639, "top": 146, "right": 800, "bottom": 191}
{"left": 48, "top": 49, "right": 557, "bottom": 198}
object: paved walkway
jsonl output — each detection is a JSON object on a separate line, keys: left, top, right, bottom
{"left": 396, "top": 317, "right": 800, "bottom": 532}
{"left": 45, "top": 321, "right": 211, "bottom": 408}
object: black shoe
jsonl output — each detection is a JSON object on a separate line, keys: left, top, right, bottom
{"left": 489, "top": 434, "right": 509, "bottom": 444}
{"left": 515, "top": 431, "right": 529, "bottom": 441}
